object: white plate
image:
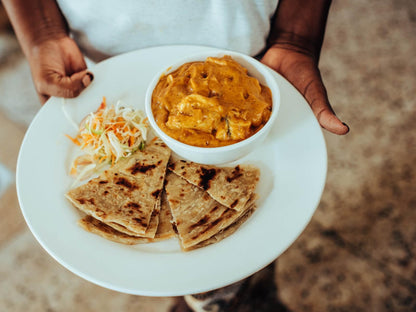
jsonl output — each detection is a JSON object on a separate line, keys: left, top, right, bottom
{"left": 16, "top": 45, "right": 327, "bottom": 296}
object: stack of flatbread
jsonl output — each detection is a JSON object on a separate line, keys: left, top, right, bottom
{"left": 66, "top": 138, "right": 175, "bottom": 244}
{"left": 65, "top": 139, "right": 260, "bottom": 251}
{"left": 166, "top": 160, "right": 260, "bottom": 251}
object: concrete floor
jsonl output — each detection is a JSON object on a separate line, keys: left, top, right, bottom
{"left": 0, "top": 1, "right": 415, "bottom": 311}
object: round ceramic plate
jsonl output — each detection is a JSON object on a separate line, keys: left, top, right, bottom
{"left": 16, "top": 45, "right": 327, "bottom": 296}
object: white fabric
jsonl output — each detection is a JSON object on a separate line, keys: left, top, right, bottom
{"left": 185, "top": 280, "right": 244, "bottom": 312}
{"left": 56, "top": 0, "right": 279, "bottom": 61}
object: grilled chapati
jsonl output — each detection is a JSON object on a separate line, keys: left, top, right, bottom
{"left": 164, "top": 172, "right": 256, "bottom": 251}
{"left": 106, "top": 193, "right": 161, "bottom": 238}
{"left": 78, "top": 215, "right": 153, "bottom": 245}
{"left": 191, "top": 205, "right": 256, "bottom": 250}
{"left": 168, "top": 160, "right": 260, "bottom": 212}
{"left": 156, "top": 190, "right": 176, "bottom": 240}
{"left": 67, "top": 139, "right": 261, "bottom": 250}
{"left": 78, "top": 208, "right": 175, "bottom": 245}
{"left": 66, "top": 138, "right": 171, "bottom": 236}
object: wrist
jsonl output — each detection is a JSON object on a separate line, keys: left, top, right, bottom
{"left": 3, "top": 0, "right": 69, "bottom": 57}
{"left": 27, "top": 35, "right": 70, "bottom": 65}
{"left": 29, "top": 22, "right": 68, "bottom": 46}
{"left": 267, "top": 31, "right": 319, "bottom": 61}
{"left": 23, "top": 13, "right": 69, "bottom": 59}
{"left": 267, "top": 0, "right": 331, "bottom": 63}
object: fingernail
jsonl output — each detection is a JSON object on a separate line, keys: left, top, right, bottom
{"left": 342, "top": 122, "right": 350, "bottom": 133}
{"left": 86, "top": 72, "right": 94, "bottom": 81}
{"left": 82, "top": 72, "right": 94, "bottom": 87}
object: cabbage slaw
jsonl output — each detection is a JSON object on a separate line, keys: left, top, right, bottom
{"left": 66, "top": 97, "right": 149, "bottom": 182}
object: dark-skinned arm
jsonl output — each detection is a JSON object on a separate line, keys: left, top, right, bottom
{"left": 3, "top": 0, "right": 92, "bottom": 104}
{"left": 261, "top": 0, "right": 349, "bottom": 135}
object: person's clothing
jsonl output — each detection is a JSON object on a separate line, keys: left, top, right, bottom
{"left": 185, "top": 279, "right": 245, "bottom": 311}
{"left": 56, "top": 0, "right": 279, "bottom": 62}
{"left": 170, "top": 263, "right": 289, "bottom": 312}
{"left": 55, "top": 1, "right": 282, "bottom": 310}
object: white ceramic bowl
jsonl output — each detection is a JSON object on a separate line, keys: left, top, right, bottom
{"left": 145, "top": 50, "right": 280, "bottom": 165}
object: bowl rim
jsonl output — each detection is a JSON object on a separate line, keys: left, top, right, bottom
{"left": 144, "top": 49, "right": 281, "bottom": 153}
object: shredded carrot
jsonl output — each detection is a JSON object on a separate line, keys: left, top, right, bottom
{"left": 97, "top": 96, "right": 107, "bottom": 111}
{"left": 128, "top": 136, "right": 133, "bottom": 147}
{"left": 70, "top": 166, "right": 77, "bottom": 175}
{"left": 65, "top": 134, "right": 81, "bottom": 146}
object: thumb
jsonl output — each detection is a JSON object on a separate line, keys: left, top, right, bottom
{"left": 302, "top": 79, "right": 349, "bottom": 135}
{"left": 316, "top": 107, "right": 350, "bottom": 135}
{"left": 38, "top": 70, "right": 94, "bottom": 100}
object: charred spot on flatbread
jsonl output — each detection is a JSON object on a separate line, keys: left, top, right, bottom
{"left": 115, "top": 176, "right": 139, "bottom": 190}
{"left": 225, "top": 166, "right": 243, "bottom": 182}
{"left": 76, "top": 197, "right": 94, "bottom": 205}
{"left": 230, "top": 199, "right": 239, "bottom": 208}
{"left": 129, "top": 163, "right": 157, "bottom": 175}
{"left": 197, "top": 167, "right": 218, "bottom": 190}
{"left": 151, "top": 189, "right": 162, "bottom": 198}
{"left": 124, "top": 202, "right": 141, "bottom": 212}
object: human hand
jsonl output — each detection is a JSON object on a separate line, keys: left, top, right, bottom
{"left": 28, "top": 36, "right": 93, "bottom": 104}
{"left": 261, "top": 44, "right": 349, "bottom": 135}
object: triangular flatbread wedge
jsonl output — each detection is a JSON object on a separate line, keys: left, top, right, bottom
{"left": 190, "top": 205, "right": 256, "bottom": 251}
{"left": 168, "top": 160, "right": 260, "bottom": 212}
{"left": 77, "top": 190, "right": 175, "bottom": 244}
{"left": 156, "top": 190, "right": 176, "bottom": 240}
{"left": 78, "top": 208, "right": 175, "bottom": 245}
{"left": 106, "top": 193, "right": 161, "bottom": 238}
{"left": 78, "top": 215, "right": 153, "bottom": 245}
{"left": 66, "top": 138, "right": 171, "bottom": 236}
{"left": 164, "top": 172, "right": 255, "bottom": 250}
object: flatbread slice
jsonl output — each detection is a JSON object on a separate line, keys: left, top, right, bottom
{"left": 189, "top": 205, "right": 256, "bottom": 251}
{"left": 156, "top": 190, "right": 176, "bottom": 240}
{"left": 78, "top": 195, "right": 175, "bottom": 244}
{"left": 168, "top": 160, "right": 259, "bottom": 212}
{"left": 66, "top": 138, "right": 171, "bottom": 236}
{"left": 78, "top": 215, "right": 153, "bottom": 245}
{"left": 164, "top": 172, "right": 254, "bottom": 250}
{"left": 106, "top": 193, "right": 161, "bottom": 238}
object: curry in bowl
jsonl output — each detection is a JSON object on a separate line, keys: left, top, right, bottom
{"left": 151, "top": 56, "right": 273, "bottom": 147}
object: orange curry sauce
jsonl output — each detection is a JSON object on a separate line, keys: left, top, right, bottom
{"left": 151, "top": 56, "right": 272, "bottom": 147}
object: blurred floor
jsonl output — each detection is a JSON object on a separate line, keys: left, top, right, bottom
{"left": 0, "top": 1, "right": 415, "bottom": 311}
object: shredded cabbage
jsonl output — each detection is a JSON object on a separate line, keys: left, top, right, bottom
{"left": 66, "top": 97, "right": 149, "bottom": 181}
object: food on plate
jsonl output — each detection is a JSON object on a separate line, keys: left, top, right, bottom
{"left": 164, "top": 171, "right": 257, "bottom": 251}
{"left": 156, "top": 191, "right": 178, "bottom": 240}
{"left": 151, "top": 55, "right": 272, "bottom": 147}
{"left": 66, "top": 138, "right": 171, "bottom": 237}
{"left": 78, "top": 191, "right": 176, "bottom": 245}
{"left": 78, "top": 216, "right": 154, "bottom": 245}
{"left": 65, "top": 103, "right": 262, "bottom": 250}
{"left": 168, "top": 159, "right": 260, "bottom": 212}
{"left": 66, "top": 97, "right": 149, "bottom": 182}
{"left": 66, "top": 153, "right": 261, "bottom": 250}
{"left": 67, "top": 154, "right": 260, "bottom": 249}
{"left": 193, "top": 205, "right": 256, "bottom": 250}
